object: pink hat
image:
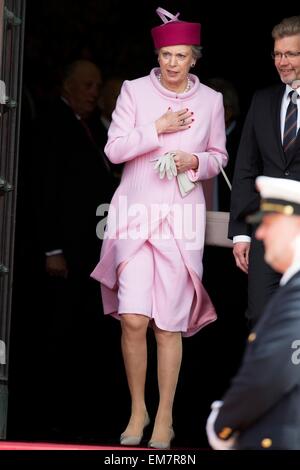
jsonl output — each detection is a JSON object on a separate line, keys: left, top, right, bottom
{"left": 151, "top": 7, "right": 201, "bottom": 49}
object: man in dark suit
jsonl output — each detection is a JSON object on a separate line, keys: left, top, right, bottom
{"left": 36, "top": 59, "right": 119, "bottom": 438}
{"left": 42, "top": 60, "right": 116, "bottom": 277}
{"left": 229, "top": 15, "right": 300, "bottom": 325}
{"left": 207, "top": 176, "right": 300, "bottom": 450}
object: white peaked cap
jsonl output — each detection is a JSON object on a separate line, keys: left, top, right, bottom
{"left": 246, "top": 176, "right": 300, "bottom": 224}
{"left": 256, "top": 176, "right": 300, "bottom": 204}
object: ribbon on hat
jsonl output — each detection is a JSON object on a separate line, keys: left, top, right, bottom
{"left": 156, "top": 7, "right": 180, "bottom": 24}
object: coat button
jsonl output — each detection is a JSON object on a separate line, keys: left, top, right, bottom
{"left": 261, "top": 438, "right": 272, "bottom": 448}
{"left": 248, "top": 332, "right": 256, "bottom": 342}
{"left": 218, "top": 427, "right": 233, "bottom": 439}
{"left": 285, "top": 171, "right": 290, "bottom": 176}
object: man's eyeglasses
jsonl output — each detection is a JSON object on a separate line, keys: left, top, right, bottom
{"left": 271, "top": 51, "right": 300, "bottom": 60}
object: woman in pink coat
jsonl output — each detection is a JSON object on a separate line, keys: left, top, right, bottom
{"left": 91, "top": 7, "right": 227, "bottom": 449}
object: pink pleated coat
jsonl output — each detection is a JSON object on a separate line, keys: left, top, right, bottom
{"left": 91, "top": 68, "right": 228, "bottom": 336}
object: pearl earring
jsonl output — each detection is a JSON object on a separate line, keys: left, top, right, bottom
{"left": 191, "top": 63, "right": 195, "bottom": 68}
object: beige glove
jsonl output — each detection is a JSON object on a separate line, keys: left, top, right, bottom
{"left": 177, "top": 172, "right": 196, "bottom": 197}
{"left": 153, "top": 152, "right": 196, "bottom": 197}
{"left": 153, "top": 152, "right": 177, "bottom": 180}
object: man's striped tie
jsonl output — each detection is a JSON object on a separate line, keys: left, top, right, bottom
{"left": 283, "top": 91, "right": 299, "bottom": 154}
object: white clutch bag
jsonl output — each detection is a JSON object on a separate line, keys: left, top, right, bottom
{"left": 205, "top": 211, "right": 232, "bottom": 248}
{"left": 205, "top": 155, "right": 233, "bottom": 248}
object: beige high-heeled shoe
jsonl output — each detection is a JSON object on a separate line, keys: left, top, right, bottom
{"left": 120, "top": 413, "right": 150, "bottom": 446}
{"left": 148, "top": 427, "right": 175, "bottom": 450}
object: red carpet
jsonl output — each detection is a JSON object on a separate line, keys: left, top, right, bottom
{"left": 0, "top": 441, "right": 146, "bottom": 450}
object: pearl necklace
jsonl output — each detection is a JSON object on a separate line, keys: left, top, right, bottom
{"left": 157, "top": 73, "right": 191, "bottom": 93}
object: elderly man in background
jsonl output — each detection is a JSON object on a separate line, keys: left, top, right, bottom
{"left": 35, "top": 59, "right": 117, "bottom": 439}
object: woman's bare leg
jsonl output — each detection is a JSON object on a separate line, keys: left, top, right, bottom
{"left": 121, "top": 314, "right": 150, "bottom": 437}
{"left": 150, "top": 327, "right": 182, "bottom": 443}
